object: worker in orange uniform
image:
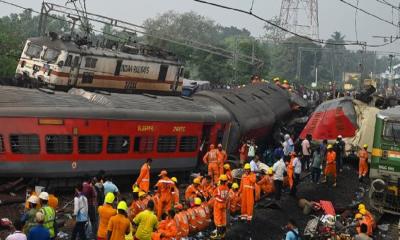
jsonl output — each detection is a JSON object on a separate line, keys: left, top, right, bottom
{"left": 170, "top": 177, "right": 181, "bottom": 209}
{"left": 229, "top": 183, "right": 241, "bottom": 215}
{"left": 98, "top": 193, "right": 117, "bottom": 240}
{"left": 155, "top": 170, "right": 174, "bottom": 219}
{"left": 135, "top": 158, "right": 152, "bottom": 193}
{"left": 201, "top": 176, "right": 214, "bottom": 200}
{"left": 185, "top": 177, "right": 204, "bottom": 206}
{"left": 203, "top": 144, "right": 220, "bottom": 184}
{"left": 239, "top": 163, "right": 256, "bottom": 222}
{"left": 286, "top": 153, "right": 296, "bottom": 190}
{"left": 358, "top": 144, "right": 369, "bottom": 182}
{"left": 358, "top": 204, "right": 376, "bottom": 229}
{"left": 282, "top": 80, "right": 290, "bottom": 89}
{"left": 223, "top": 164, "right": 233, "bottom": 184}
{"left": 211, "top": 175, "right": 230, "bottom": 239}
{"left": 217, "top": 144, "right": 228, "bottom": 176}
{"left": 355, "top": 213, "right": 373, "bottom": 236}
{"left": 239, "top": 141, "right": 249, "bottom": 166}
{"left": 151, "top": 209, "right": 177, "bottom": 240}
{"left": 107, "top": 201, "right": 131, "bottom": 240}
{"left": 322, "top": 144, "right": 337, "bottom": 187}
{"left": 257, "top": 168, "right": 275, "bottom": 196}
{"left": 128, "top": 187, "right": 142, "bottom": 220}
{"left": 25, "top": 186, "right": 40, "bottom": 209}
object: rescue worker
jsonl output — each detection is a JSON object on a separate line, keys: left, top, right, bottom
{"left": 185, "top": 177, "right": 203, "bottom": 205}
{"left": 286, "top": 154, "right": 295, "bottom": 191}
{"left": 133, "top": 200, "right": 159, "bottom": 240}
{"left": 322, "top": 144, "right": 337, "bottom": 187}
{"left": 22, "top": 195, "right": 39, "bottom": 234}
{"left": 151, "top": 210, "right": 177, "bottom": 240}
{"left": 228, "top": 183, "right": 241, "bottom": 215}
{"left": 187, "top": 198, "right": 203, "bottom": 233}
{"left": 256, "top": 168, "right": 275, "bottom": 196}
{"left": 273, "top": 77, "right": 281, "bottom": 86}
{"left": 38, "top": 192, "right": 56, "bottom": 240}
{"left": 216, "top": 144, "right": 228, "bottom": 176}
{"left": 155, "top": 170, "right": 174, "bottom": 219}
{"left": 201, "top": 176, "right": 214, "bottom": 199}
{"left": 170, "top": 177, "right": 181, "bottom": 209}
{"left": 107, "top": 201, "right": 131, "bottom": 240}
{"left": 98, "top": 193, "right": 117, "bottom": 240}
{"left": 211, "top": 175, "right": 230, "bottom": 239}
{"left": 358, "top": 144, "right": 369, "bottom": 182}
{"left": 25, "top": 187, "right": 40, "bottom": 210}
{"left": 129, "top": 187, "right": 142, "bottom": 220}
{"left": 203, "top": 144, "right": 219, "bottom": 184}
{"left": 239, "top": 163, "right": 256, "bottom": 222}
{"left": 239, "top": 141, "right": 249, "bottom": 166}
{"left": 358, "top": 204, "right": 376, "bottom": 229}
{"left": 282, "top": 80, "right": 290, "bottom": 89}
{"left": 355, "top": 213, "right": 373, "bottom": 236}
{"left": 223, "top": 164, "right": 233, "bottom": 184}
{"left": 135, "top": 158, "right": 152, "bottom": 193}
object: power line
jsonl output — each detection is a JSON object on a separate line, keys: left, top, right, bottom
{"left": 192, "top": 0, "right": 400, "bottom": 48}
{"left": 339, "top": 0, "right": 398, "bottom": 27}
{"left": 376, "top": 0, "right": 400, "bottom": 10}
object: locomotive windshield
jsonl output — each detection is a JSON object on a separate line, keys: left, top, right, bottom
{"left": 25, "top": 44, "right": 42, "bottom": 58}
{"left": 42, "top": 48, "right": 60, "bottom": 62}
{"left": 383, "top": 121, "right": 400, "bottom": 142}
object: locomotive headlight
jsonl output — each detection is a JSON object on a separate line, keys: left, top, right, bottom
{"left": 371, "top": 179, "right": 386, "bottom": 193}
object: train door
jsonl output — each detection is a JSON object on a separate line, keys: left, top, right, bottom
{"left": 68, "top": 55, "right": 81, "bottom": 87}
{"left": 158, "top": 65, "right": 168, "bottom": 82}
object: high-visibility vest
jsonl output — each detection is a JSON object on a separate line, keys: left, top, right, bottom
{"left": 41, "top": 206, "right": 55, "bottom": 238}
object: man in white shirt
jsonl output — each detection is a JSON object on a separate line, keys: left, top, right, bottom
{"left": 250, "top": 155, "right": 260, "bottom": 173}
{"left": 6, "top": 220, "right": 26, "bottom": 240}
{"left": 247, "top": 140, "right": 257, "bottom": 162}
{"left": 290, "top": 156, "right": 302, "bottom": 197}
{"left": 272, "top": 156, "right": 286, "bottom": 200}
{"left": 301, "top": 134, "right": 312, "bottom": 170}
{"left": 283, "top": 134, "right": 294, "bottom": 156}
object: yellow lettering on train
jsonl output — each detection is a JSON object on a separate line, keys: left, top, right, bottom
{"left": 173, "top": 126, "right": 186, "bottom": 132}
{"left": 137, "top": 125, "right": 154, "bottom": 132}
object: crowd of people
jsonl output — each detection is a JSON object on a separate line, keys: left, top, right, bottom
{"left": 5, "top": 133, "right": 376, "bottom": 240}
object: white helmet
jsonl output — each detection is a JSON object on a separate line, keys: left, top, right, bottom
{"left": 38, "top": 192, "right": 49, "bottom": 201}
{"left": 28, "top": 195, "right": 39, "bottom": 204}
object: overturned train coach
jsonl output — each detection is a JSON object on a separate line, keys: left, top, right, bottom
{"left": 0, "top": 83, "right": 297, "bottom": 177}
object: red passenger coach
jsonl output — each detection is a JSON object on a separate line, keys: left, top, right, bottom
{"left": 0, "top": 87, "right": 230, "bottom": 177}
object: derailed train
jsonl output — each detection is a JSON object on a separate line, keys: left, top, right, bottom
{"left": 0, "top": 83, "right": 301, "bottom": 177}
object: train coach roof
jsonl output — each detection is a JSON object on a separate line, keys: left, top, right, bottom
{"left": 28, "top": 37, "right": 181, "bottom": 65}
{"left": 378, "top": 106, "right": 400, "bottom": 119}
{"left": 0, "top": 86, "right": 231, "bottom": 123}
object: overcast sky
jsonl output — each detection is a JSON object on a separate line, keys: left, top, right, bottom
{"left": 1, "top": 0, "right": 400, "bottom": 54}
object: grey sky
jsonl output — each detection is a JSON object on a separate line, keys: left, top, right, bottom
{"left": 1, "top": 0, "right": 400, "bottom": 53}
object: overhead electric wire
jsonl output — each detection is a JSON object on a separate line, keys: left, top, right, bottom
{"left": 192, "top": 0, "right": 400, "bottom": 48}
{"left": 376, "top": 0, "right": 400, "bottom": 10}
{"left": 339, "top": 0, "right": 398, "bottom": 27}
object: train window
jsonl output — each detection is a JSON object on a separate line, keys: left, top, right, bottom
{"left": 107, "top": 136, "right": 130, "bottom": 153}
{"left": 25, "top": 44, "right": 42, "bottom": 58}
{"left": 64, "top": 55, "right": 73, "bottom": 67}
{"left": 43, "top": 49, "right": 60, "bottom": 63}
{"left": 179, "top": 67, "right": 185, "bottom": 77}
{"left": 78, "top": 135, "right": 102, "bottom": 154}
{"left": 0, "top": 135, "right": 4, "bottom": 153}
{"left": 158, "top": 65, "right": 169, "bottom": 82}
{"left": 133, "top": 136, "right": 154, "bottom": 153}
{"left": 46, "top": 135, "right": 72, "bottom": 154}
{"left": 179, "top": 136, "right": 198, "bottom": 152}
{"left": 73, "top": 56, "right": 80, "bottom": 68}
{"left": 10, "top": 135, "right": 40, "bottom": 154}
{"left": 157, "top": 136, "right": 177, "bottom": 153}
{"left": 85, "top": 58, "right": 98, "bottom": 68}
{"left": 82, "top": 72, "right": 94, "bottom": 84}
{"left": 114, "top": 60, "right": 123, "bottom": 76}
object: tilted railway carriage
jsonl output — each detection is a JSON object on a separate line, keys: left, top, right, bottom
{"left": 15, "top": 36, "right": 184, "bottom": 95}
{"left": 0, "top": 82, "right": 293, "bottom": 177}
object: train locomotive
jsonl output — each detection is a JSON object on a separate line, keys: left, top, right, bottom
{"left": 14, "top": 35, "right": 184, "bottom": 95}
{"left": 0, "top": 82, "right": 298, "bottom": 177}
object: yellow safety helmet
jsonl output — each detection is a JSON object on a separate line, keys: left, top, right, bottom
{"left": 104, "top": 192, "right": 115, "bottom": 204}
{"left": 244, "top": 163, "right": 251, "bottom": 170}
{"left": 267, "top": 168, "right": 273, "bottom": 175}
{"left": 355, "top": 213, "right": 363, "bottom": 219}
{"left": 223, "top": 164, "right": 230, "bottom": 170}
{"left": 283, "top": 80, "right": 288, "bottom": 84}
{"left": 219, "top": 174, "right": 228, "bottom": 181}
{"left": 363, "top": 144, "right": 368, "bottom": 149}
{"left": 359, "top": 208, "right": 367, "bottom": 215}
{"left": 232, "top": 183, "right": 239, "bottom": 189}
{"left": 358, "top": 203, "right": 366, "bottom": 210}
{"left": 273, "top": 77, "right": 280, "bottom": 82}
{"left": 194, "top": 197, "right": 202, "bottom": 206}
{"left": 139, "top": 191, "right": 146, "bottom": 198}
{"left": 193, "top": 177, "right": 201, "bottom": 184}
{"left": 171, "top": 177, "right": 178, "bottom": 183}
{"left": 117, "top": 201, "right": 128, "bottom": 212}
{"left": 132, "top": 185, "right": 140, "bottom": 193}
{"left": 327, "top": 144, "right": 333, "bottom": 149}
